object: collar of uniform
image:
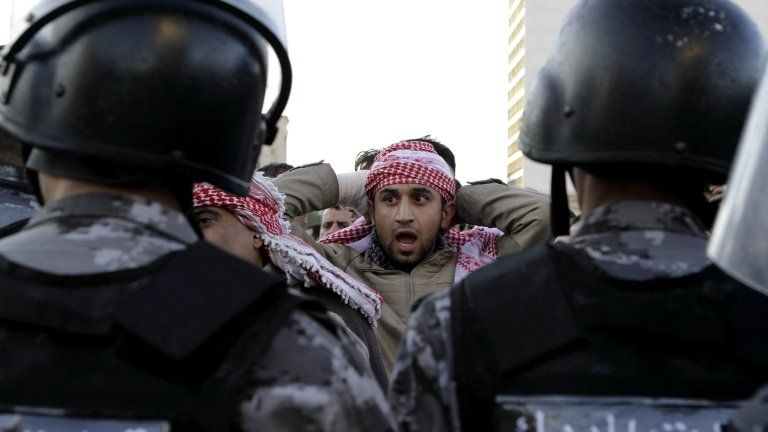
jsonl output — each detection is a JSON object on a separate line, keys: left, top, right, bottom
{"left": 573, "top": 200, "right": 708, "bottom": 239}
{"left": 567, "top": 200, "right": 710, "bottom": 281}
{"left": 27, "top": 193, "right": 198, "bottom": 244}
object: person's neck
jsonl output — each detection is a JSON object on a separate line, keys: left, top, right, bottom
{"left": 572, "top": 169, "right": 690, "bottom": 215}
{"left": 38, "top": 172, "right": 181, "bottom": 210}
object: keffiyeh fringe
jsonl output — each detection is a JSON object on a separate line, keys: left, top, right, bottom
{"left": 193, "top": 173, "right": 383, "bottom": 326}
{"left": 321, "top": 218, "right": 502, "bottom": 284}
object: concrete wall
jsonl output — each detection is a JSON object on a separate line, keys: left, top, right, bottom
{"left": 257, "top": 116, "right": 289, "bottom": 169}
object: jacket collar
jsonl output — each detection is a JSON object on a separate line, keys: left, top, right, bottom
{"left": 573, "top": 200, "right": 708, "bottom": 239}
{"left": 28, "top": 193, "right": 198, "bottom": 245}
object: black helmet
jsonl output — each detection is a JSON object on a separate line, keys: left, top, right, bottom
{"left": 520, "top": 0, "right": 766, "bottom": 180}
{"left": 0, "top": 0, "right": 291, "bottom": 196}
{"left": 520, "top": 0, "right": 766, "bottom": 235}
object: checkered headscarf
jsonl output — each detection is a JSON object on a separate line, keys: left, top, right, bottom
{"left": 320, "top": 216, "right": 502, "bottom": 283}
{"left": 321, "top": 140, "right": 501, "bottom": 283}
{"left": 365, "top": 140, "right": 456, "bottom": 201}
{"left": 193, "top": 173, "right": 383, "bottom": 325}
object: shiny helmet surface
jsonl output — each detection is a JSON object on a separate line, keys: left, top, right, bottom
{"left": 0, "top": 0, "right": 291, "bottom": 196}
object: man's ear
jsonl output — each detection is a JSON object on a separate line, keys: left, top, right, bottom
{"left": 366, "top": 199, "right": 375, "bottom": 223}
{"left": 252, "top": 233, "right": 264, "bottom": 250}
{"left": 440, "top": 200, "right": 456, "bottom": 230}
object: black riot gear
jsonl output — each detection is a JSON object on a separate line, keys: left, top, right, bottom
{"left": 0, "top": 0, "right": 291, "bottom": 196}
{"left": 452, "top": 242, "right": 768, "bottom": 430}
{"left": 442, "top": 1, "right": 768, "bottom": 430}
{"left": 520, "top": 0, "right": 766, "bottom": 177}
{"left": 0, "top": 240, "right": 303, "bottom": 430}
{"left": 519, "top": 0, "right": 766, "bottom": 235}
{"left": 0, "top": 2, "right": 395, "bottom": 430}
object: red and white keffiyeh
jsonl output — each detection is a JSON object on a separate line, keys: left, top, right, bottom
{"left": 193, "top": 172, "right": 383, "bottom": 326}
{"left": 320, "top": 218, "right": 502, "bottom": 283}
{"left": 320, "top": 140, "right": 502, "bottom": 283}
{"left": 365, "top": 140, "right": 456, "bottom": 201}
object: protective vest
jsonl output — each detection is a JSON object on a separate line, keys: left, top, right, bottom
{"left": 0, "top": 241, "right": 304, "bottom": 431}
{"left": 451, "top": 243, "right": 768, "bottom": 431}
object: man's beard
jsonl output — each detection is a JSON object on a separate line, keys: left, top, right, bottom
{"left": 367, "top": 228, "right": 447, "bottom": 272}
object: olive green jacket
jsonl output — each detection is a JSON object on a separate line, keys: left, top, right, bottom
{"left": 274, "top": 163, "right": 550, "bottom": 371}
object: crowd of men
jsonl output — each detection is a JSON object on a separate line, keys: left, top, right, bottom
{"left": 0, "top": 0, "right": 766, "bottom": 430}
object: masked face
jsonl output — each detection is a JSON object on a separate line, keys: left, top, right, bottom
{"left": 369, "top": 184, "right": 454, "bottom": 272}
{"left": 192, "top": 206, "right": 265, "bottom": 267}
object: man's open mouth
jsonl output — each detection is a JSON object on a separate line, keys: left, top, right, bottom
{"left": 395, "top": 230, "right": 418, "bottom": 253}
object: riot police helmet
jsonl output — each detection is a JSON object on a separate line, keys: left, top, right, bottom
{"left": 519, "top": 0, "right": 766, "bottom": 234}
{"left": 0, "top": 0, "right": 291, "bottom": 197}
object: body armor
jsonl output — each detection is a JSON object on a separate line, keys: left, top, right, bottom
{"left": 0, "top": 241, "right": 301, "bottom": 430}
{"left": 451, "top": 243, "right": 768, "bottom": 431}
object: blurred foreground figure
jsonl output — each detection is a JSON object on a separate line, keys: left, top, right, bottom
{"left": 390, "top": 0, "right": 768, "bottom": 430}
{"left": 192, "top": 174, "right": 389, "bottom": 388}
{"left": 0, "top": 0, "right": 393, "bottom": 430}
{"left": 710, "top": 65, "right": 768, "bottom": 432}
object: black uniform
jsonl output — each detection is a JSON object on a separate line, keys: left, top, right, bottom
{"left": 0, "top": 0, "right": 395, "bottom": 430}
{"left": 452, "top": 201, "right": 768, "bottom": 429}
{"left": 0, "top": 193, "right": 395, "bottom": 431}
{"left": 390, "top": 0, "right": 768, "bottom": 430}
{"left": 391, "top": 201, "right": 768, "bottom": 431}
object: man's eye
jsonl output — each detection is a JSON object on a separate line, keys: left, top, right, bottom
{"left": 414, "top": 195, "right": 427, "bottom": 203}
{"left": 338, "top": 223, "right": 349, "bottom": 228}
{"left": 384, "top": 196, "right": 397, "bottom": 204}
{"left": 196, "top": 217, "right": 213, "bottom": 226}
{"left": 322, "top": 223, "right": 333, "bottom": 229}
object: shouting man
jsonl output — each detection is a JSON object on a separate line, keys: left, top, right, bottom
{"left": 275, "top": 139, "right": 550, "bottom": 369}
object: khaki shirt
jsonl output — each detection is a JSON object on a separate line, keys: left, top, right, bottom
{"left": 274, "top": 163, "right": 550, "bottom": 370}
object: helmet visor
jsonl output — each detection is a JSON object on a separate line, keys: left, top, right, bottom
{"left": 6, "top": 0, "right": 45, "bottom": 40}
{"left": 213, "top": 0, "right": 292, "bottom": 144}
{"left": 2, "top": 0, "right": 291, "bottom": 144}
{"left": 708, "top": 65, "right": 768, "bottom": 297}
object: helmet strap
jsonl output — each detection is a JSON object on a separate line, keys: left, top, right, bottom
{"left": 550, "top": 165, "right": 570, "bottom": 237}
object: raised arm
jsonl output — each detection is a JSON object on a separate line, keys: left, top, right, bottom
{"left": 456, "top": 180, "right": 551, "bottom": 255}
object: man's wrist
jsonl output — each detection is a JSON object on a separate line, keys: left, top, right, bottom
{"left": 337, "top": 170, "right": 369, "bottom": 215}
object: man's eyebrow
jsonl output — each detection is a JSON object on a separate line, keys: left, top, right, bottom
{"left": 378, "top": 187, "right": 399, "bottom": 195}
{"left": 192, "top": 208, "right": 217, "bottom": 217}
{"left": 410, "top": 186, "right": 435, "bottom": 196}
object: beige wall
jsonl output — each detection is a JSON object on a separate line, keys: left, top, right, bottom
{"left": 257, "top": 116, "right": 289, "bottom": 169}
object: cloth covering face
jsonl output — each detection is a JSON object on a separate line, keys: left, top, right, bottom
{"left": 193, "top": 173, "right": 383, "bottom": 325}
